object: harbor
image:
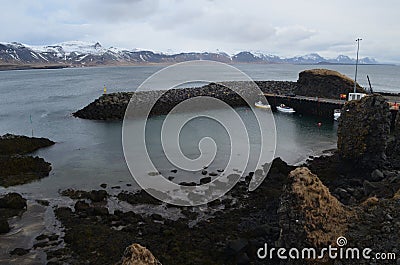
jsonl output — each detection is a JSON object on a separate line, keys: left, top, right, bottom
{"left": 1, "top": 65, "right": 400, "bottom": 264}
{"left": 73, "top": 68, "right": 400, "bottom": 131}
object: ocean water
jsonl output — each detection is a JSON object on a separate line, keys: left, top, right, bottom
{"left": 0, "top": 64, "right": 398, "bottom": 199}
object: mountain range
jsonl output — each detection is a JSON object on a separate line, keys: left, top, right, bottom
{"left": 0, "top": 41, "right": 378, "bottom": 67}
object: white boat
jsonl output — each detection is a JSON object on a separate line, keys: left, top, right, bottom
{"left": 255, "top": 101, "right": 271, "bottom": 109}
{"left": 334, "top": 109, "right": 341, "bottom": 121}
{"left": 276, "top": 104, "right": 295, "bottom": 113}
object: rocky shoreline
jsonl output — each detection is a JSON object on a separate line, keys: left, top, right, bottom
{"left": 0, "top": 134, "right": 55, "bottom": 187}
{"left": 0, "top": 134, "right": 54, "bottom": 239}
{"left": 31, "top": 151, "right": 400, "bottom": 265}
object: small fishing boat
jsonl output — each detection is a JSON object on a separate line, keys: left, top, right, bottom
{"left": 276, "top": 104, "right": 295, "bottom": 113}
{"left": 255, "top": 101, "right": 271, "bottom": 109}
{"left": 334, "top": 109, "right": 341, "bottom": 121}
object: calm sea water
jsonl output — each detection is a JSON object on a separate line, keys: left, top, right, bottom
{"left": 0, "top": 64, "right": 398, "bottom": 198}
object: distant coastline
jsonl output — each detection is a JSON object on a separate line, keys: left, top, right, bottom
{"left": 0, "top": 61, "right": 395, "bottom": 72}
{"left": 0, "top": 64, "right": 66, "bottom": 71}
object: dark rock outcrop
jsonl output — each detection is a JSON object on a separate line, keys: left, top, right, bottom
{"left": 116, "top": 244, "right": 161, "bottom": 265}
{"left": 0, "top": 156, "right": 52, "bottom": 187}
{"left": 296, "top": 69, "right": 365, "bottom": 99}
{"left": 0, "top": 193, "right": 27, "bottom": 234}
{"left": 0, "top": 134, "right": 54, "bottom": 187}
{"left": 0, "top": 193, "right": 27, "bottom": 209}
{"left": 0, "top": 218, "right": 10, "bottom": 234}
{"left": 61, "top": 189, "right": 108, "bottom": 203}
{"left": 0, "top": 134, "right": 54, "bottom": 156}
{"left": 394, "top": 112, "right": 400, "bottom": 139}
{"left": 9, "top": 248, "right": 30, "bottom": 256}
{"left": 337, "top": 94, "right": 391, "bottom": 168}
{"left": 387, "top": 113, "right": 400, "bottom": 167}
{"left": 278, "top": 167, "right": 352, "bottom": 249}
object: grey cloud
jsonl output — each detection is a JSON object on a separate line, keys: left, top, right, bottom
{"left": 76, "top": 0, "right": 161, "bottom": 22}
{"left": 0, "top": 0, "right": 399, "bottom": 63}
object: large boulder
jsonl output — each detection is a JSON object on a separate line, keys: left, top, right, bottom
{"left": 0, "top": 193, "right": 27, "bottom": 234}
{"left": 337, "top": 94, "right": 391, "bottom": 168}
{"left": 0, "top": 218, "right": 10, "bottom": 234}
{"left": 277, "top": 167, "right": 351, "bottom": 249}
{"left": 296, "top": 69, "right": 365, "bottom": 99}
{"left": 0, "top": 193, "right": 27, "bottom": 209}
{"left": 116, "top": 243, "right": 161, "bottom": 265}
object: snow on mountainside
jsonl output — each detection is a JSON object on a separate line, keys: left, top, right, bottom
{"left": 0, "top": 41, "right": 378, "bottom": 66}
{"left": 28, "top": 41, "right": 108, "bottom": 56}
{"left": 284, "top": 53, "right": 325, "bottom": 64}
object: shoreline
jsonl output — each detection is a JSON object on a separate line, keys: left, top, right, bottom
{"left": 2, "top": 146, "right": 399, "bottom": 264}
{"left": 0, "top": 62, "right": 397, "bottom": 73}
{"left": 0, "top": 64, "right": 67, "bottom": 71}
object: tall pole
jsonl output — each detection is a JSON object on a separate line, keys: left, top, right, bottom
{"left": 354, "top": 38, "right": 362, "bottom": 93}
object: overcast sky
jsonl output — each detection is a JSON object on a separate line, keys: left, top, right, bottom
{"left": 1, "top": 0, "right": 399, "bottom": 63}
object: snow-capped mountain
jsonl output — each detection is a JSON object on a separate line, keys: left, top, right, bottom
{"left": 0, "top": 41, "right": 378, "bottom": 66}
{"left": 284, "top": 53, "right": 325, "bottom": 64}
{"left": 28, "top": 41, "right": 107, "bottom": 56}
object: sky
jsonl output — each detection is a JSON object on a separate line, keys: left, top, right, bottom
{"left": 1, "top": 0, "right": 399, "bottom": 63}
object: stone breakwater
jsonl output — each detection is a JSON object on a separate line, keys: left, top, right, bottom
{"left": 73, "top": 68, "right": 374, "bottom": 121}
{"left": 73, "top": 81, "right": 297, "bottom": 120}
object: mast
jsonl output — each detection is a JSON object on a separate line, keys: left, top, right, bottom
{"left": 354, "top": 38, "right": 362, "bottom": 93}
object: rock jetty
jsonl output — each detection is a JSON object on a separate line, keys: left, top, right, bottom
{"left": 73, "top": 69, "right": 370, "bottom": 121}
{"left": 73, "top": 81, "right": 297, "bottom": 120}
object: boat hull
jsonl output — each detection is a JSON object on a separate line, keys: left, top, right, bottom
{"left": 276, "top": 106, "right": 295, "bottom": 113}
{"left": 255, "top": 103, "right": 271, "bottom": 109}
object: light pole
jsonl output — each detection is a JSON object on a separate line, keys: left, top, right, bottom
{"left": 354, "top": 38, "right": 362, "bottom": 93}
